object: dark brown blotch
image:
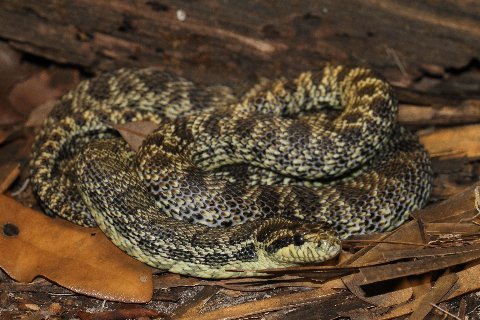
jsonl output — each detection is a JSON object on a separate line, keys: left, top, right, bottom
{"left": 369, "top": 95, "right": 390, "bottom": 116}
{"left": 234, "top": 117, "right": 258, "bottom": 139}
{"left": 256, "top": 186, "right": 280, "bottom": 213}
{"left": 201, "top": 113, "right": 224, "bottom": 136}
{"left": 341, "top": 111, "right": 363, "bottom": 124}
{"left": 291, "top": 186, "right": 321, "bottom": 216}
{"left": 287, "top": 119, "right": 311, "bottom": 145}
{"left": 335, "top": 66, "right": 351, "bottom": 84}
{"left": 87, "top": 73, "right": 113, "bottom": 102}
{"left": 136, "top": 71, "right": 178, "bottom": 95}
{"left": 173, "top": 118, "right": 194, "bottom": 143}
{"left": 349, "top": 70, "right": 374, "bottom": 85}
{"left": 184, "top": 165, "right": 208, "bottom": 191}
{"left": 356, "top": 84, "right": 376, "bottom": 97}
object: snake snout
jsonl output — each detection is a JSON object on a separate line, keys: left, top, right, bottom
{"left": 308, "top": 229, "right": 342, "bottom": 259}
{"left": 265, "top": 222, "right": 342, "bottom": 265}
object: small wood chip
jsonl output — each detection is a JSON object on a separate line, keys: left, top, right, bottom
{"left": 24, "top": 303, "right": 40, "bottom": 311}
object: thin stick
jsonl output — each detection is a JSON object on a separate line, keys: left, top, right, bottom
{"left": 429, "top": 303, "right": 462, "bottom": 320}
{"left": 342, "top": 239, "right": 433, "bottom": 247}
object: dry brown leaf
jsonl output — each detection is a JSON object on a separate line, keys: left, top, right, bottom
{"left": 344, "top": 273, "right": 414, "bottom": 308}
{"left": 380, "top": 259, "right": 480, "bottom": 319}
{"left": 0, "top": 195, "right": 153, "bottom": 302}
{"left": 347, "top": 276, "right": 445, "bottom": 319}
{"left": 0, "top": 163, "right": 20, "bottom": 193}
{"left": 378, "top": 273, "right": 458, "bottom": 320}
{"left": 419, "top": 124, "right": 480, "bottom": 159}
{"left": 425, "top": 222, "right": 480, "bottom": 235}
{"left": 174, "top": 286, "right": 219, "bottom": 318}
{"left": 381, "top": 244, "right": 480, "bottom": 262}
{"left": 378, "top": 300, "right": 419, "bottom": 320}
{"left": 341, "top": 183, "right": 478, "bottom": 307}
{"left": 0, "top": 43, "right": 25, "bottom": 127}
{"left": 77, "top": 308, "right": 164, "bottom": 320}
{"left": 358, "top": 251, "right": 479, "bottom": 286}
{"left": 338, "top": 306, "right": 390, "bottom": 320}
{"left": 0, "top": 43, "right": 21, "bottom": 92}
{"left": 0, "top": 127, "right": 18, "bottom": 145}
{"left": 153, "top": 269, "right": 332, "bottom": 292}
{"left": 448, "top": 259, "right": 480, "bottom": 299}
{"left": 214, "top": 275, "right": 337, "bottom": 291}
{"left": 8, "top": 68, "right": 79, "bottom": 117}
{"left": 179, "top": 278, "right": 345, "bottom": 320}
{"left": 340, "top": 184, "right": 479, "bottom": 318}
{"left": 409, "top": 272, "right": 458, "bottom": 320}
{"left": 410, "top": 274, "right": 434, "bottom": 300}
{"left": 24, "top": 101, "right": 57, "bottom": 128}
{"left": 153, "top": 273, "right": 203, "bottom": 290}
{"left": 343, "top": 221, "right": 424, "bottom": 268}
{"left": 415, "top": 183, "right": 479, "bottom": 223}
{"left": 114, "top": 121, "right": 160, "bottom": 151}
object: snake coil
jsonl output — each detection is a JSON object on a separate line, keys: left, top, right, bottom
{"left": 30, "top": 65, "right": 432, "bottom": 278}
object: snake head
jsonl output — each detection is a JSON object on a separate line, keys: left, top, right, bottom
{"left": 256, "top": 218, "right": 341, "bottom": 265}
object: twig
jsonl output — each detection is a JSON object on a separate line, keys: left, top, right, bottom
{"left": 47, "top": 293, "right": 75, "bottom": 297}
{"left": 342, "top": 239, "right": 432, "bottom": 247}
{"left": 458, "top": 298, "right": 466, "bottom": 320}
{"left": 100, "top": 300, "right": 107, "bottom": 312}
{"left": 10, "top": 178, "right": 30, "bottom": 197}
{"left": 385, "top": 46, "right": 409, "bottom": 78}
{"left": 476, "top": 187, "right": 480, "bottom": 211}
{"left": 467, "top": 302, "right": 480, "bottom": 316}
{"left": 429, "top": 303, "right": 461, "bottom": 320}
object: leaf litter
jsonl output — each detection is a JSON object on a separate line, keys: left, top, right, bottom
{"left": 0, "top": 56, "right": 480, "bottom": 317}
{"left": 4, "top": 120, "right": 480, "bottom": 317}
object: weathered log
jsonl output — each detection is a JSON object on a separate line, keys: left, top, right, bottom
{"left": 0, "top": 0, "right": 479, "bottom": 87}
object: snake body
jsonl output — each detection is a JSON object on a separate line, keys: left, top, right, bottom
{"left": 30, "top": 65, "right": 432, "bottom": 278}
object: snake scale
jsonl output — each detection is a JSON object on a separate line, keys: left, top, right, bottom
{"left": 30, "top": 65, "right": 432, "bottom": 278}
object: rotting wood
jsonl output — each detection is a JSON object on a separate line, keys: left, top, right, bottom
{"left": 0, "top": 1, "right": 479, "bottom": 86}
{"left": 399, "top": 100, "right": 480, "bottom": 126}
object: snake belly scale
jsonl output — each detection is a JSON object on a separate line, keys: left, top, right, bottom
{"left": 30, "top": 65, "right": 432, "bottom": 278}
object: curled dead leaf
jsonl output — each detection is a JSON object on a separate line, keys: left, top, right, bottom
{"left": 8, "top": 68, "right": 79, "bottom": 117}
{"left": 0, "top": 195, "right": 153, "bottom": 302}
{"left": 25, "top": 101, "right": 57, "bottom": 127}
{"left": 114, "top": 121, "right": 160, "bottom": 151}
{"left": 419, "top": 124, "right": 480, "bottom": 159}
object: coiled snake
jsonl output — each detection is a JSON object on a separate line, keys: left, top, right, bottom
{"left": 30, "top": 65, "right": 432, "bottom": 278}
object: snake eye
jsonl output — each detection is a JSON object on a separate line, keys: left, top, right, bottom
{"left": 293, "top": 233, "right": 305, "bottom": 246}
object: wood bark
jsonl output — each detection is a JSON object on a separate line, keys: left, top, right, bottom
{"left": 0, "top": 0, "right": 479, "bottom": 88}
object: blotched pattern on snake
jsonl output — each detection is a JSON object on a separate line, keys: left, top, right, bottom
{"left": 30, "top": 65, "right": 432, "bottom": 278}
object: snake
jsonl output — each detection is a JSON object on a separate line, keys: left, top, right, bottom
{"left": 30, "top": 65, "right": 433, "bottom": 278}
